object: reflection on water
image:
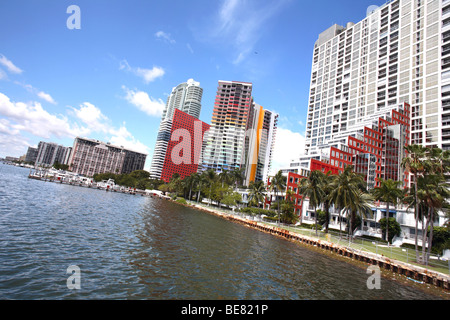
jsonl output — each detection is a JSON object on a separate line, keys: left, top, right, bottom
{"left": 0, "top": 163, "right": 441, "bottom": 299}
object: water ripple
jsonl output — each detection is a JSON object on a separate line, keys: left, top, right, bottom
{"left": 0, "top": 164, "right": 442, "bottom": 300}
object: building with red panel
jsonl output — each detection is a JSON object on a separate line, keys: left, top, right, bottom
{"left": 305, "top": 102, "right": 410, "bottom": 189}
{"left": 160, "top": 109, "right": 210, "bottom": 183}
{"left": 265, "top": 171, "right": 306, "bottom": 218}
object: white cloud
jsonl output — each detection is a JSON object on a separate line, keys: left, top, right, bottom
{"left": 0, "top": 92, "right": 83, "bottom": 139}
{"left": 119, "top": 59, "right": 165, "bottom": 84}
{"left": 0, "top": 54, "right": 23, "bottom": 74}
{"left": 37, "top": 91, "right": 56, "bottom": 104}
{"left": 122, "top": 86, "right": 165, "bottom": 117}
{"left": 270, "top": 128, "right": 305, "bottom": 174}
{"left": 155, "top": 31, "right": 176, "bottom": 44}
{"left": 70, "top": 102, "right": 149, "bottom": 154}
{"left": 0, "top": 92, "right": 150, "bottom": 158}
{"left": 72, "top": 102, "right": 109, "bottom": 133}
{"left": 109, "top": 125, "right": 149, "bottom": 155}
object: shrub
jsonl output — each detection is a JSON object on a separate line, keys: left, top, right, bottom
{"left": 263, "top": 216, "right": 279, "bottom": 222}
{"left": 240, "top": 207, "right": 277, "bottom": 217}
{"left": 176, "top": 197, "right": 187, "bottom": 204}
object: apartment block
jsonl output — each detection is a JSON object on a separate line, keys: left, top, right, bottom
{"left": 200, "top": 80, "right": 254, "bottom": 175}
{"left": 150, "top": 79, "right": 203, "bottom": 180}
{"left": 69, "top": 137, "right": 146, "bottom": 176}
{"left": 35, "top": 141, "right": 72, "bottom": 167}
{"left": 243, "top": 105, "right": 278, "bottom": 186}
{"left": 160, "top": 109, "right": 210, "bottom": 182}
{"left": 305, "top": 0, "right": 447, "bottom": 157}
{"left": 25, "top": 146, "right": 38, "bottom": 164}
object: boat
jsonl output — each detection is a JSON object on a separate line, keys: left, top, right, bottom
{"left": 96, "top": 178, "right": 116, "bottom": 190}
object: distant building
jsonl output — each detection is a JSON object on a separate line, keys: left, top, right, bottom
{"left": 69, "top": 137, "right": 147, "bottom": 176}
{"left": 35, "top": 141, "right": 72, "bottom": 167}
{"left": 243, "top": 105, "right": 278, "bottom": 186}
{"left": 200, "top": 80, "right": 254, "bottom": 175}
{"left": 25, "top": 147, "right": 38, "bottom": 163}
{"left": 150, "top": 79, "right": 203, "bottom": 179}
{"left": 160, "top": 109, "right": 210, "bottom": 183}
{"left": 200, "top": 80, "right": 277, "bottom": 186}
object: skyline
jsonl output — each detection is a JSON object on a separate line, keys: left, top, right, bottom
{"left": 0, "top": 0, "right": 380, "bottom": 173}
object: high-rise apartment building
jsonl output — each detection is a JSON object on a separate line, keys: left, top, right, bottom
{"left": 304, "top": 0, "right": 447, "bottom": 158}
{"left": 25, "top": 146, "right": 38, "bottom": 164}
{"left": 149, "top": 79, "right": 203, "bottom": 179}
{"left": 160, "top": 109, "right": 210, "bottom": 182}
{"left": 200, "top": 81, "right": 278, "bottom": 186}
{"left": 69, "top": 137, "right": 147, "bottom": 176}
{"left": 35, "top": 141, "right": 72, "bottom": 167}
{"left": 243, "top": 105, "right": 278, "bottom": 186}
{"left": 200, "top": 80, "right": 254, "bottom": 175}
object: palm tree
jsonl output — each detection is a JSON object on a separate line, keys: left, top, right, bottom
{"left": 371, "top": 178, "right": 403, "bottom": 245}
{"left": 230, "top": 167, "right": 245, "bottom": 191}
{"left": 248, "top": 180, "right": 266, "bottom": 208}
{"left": 347, "top": 190, "right": 374, "bottom": 241}
{"left": 196, "top": 173, "right": 208, "bottom": 204}
{"left": 417, "top": 172, "right": 450, "bottom": 265}
{"left": 329, "top": 166, "right": 366, "bottom": 238}
{"left": 219, "top": 170, "right": 231, "bottom": 187}
{"left": 401, "top": 144, "right": 426, "bottom": 260}
{"left": 205, "top": 169, "right": 217, "bottom": 206}
{"left": 270, "top": 170, "right": 286, "bottom": 225}
{"left": 188, "top": 172, "right": 200, "bottom": 201}
{"left": 297, "top": 170, "right": 325, "bottom": 235}
{"left": 321, "top": 171, "right": 336, "bottom": 233}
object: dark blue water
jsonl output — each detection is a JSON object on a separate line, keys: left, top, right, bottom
{"left": 0, "top": 163, "right": 442, "bottom": 299}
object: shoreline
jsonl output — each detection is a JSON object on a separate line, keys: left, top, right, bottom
{"left": 172, "top": 198, "right": 450, "bottom": 297}
{"left": 20, "top": 172, "right": 450, "bottom": 297}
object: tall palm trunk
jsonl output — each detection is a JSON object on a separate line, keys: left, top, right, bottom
{"left": 414, "top": 176, "right": 420, "bottom": 263}
{"left": 386, "top": 202, "right": 390, "bottom": 244}
{"left": 197, "top": 182, "right": 201, "bottom": 203}
{"left": 324, "top": 201, "right": 330, "bottom": 233}
{"left": 421, "top": 214, "right": 429, "bottom": 264}
{"left": 426, "top": 207, "right": 435, "bottom": 266}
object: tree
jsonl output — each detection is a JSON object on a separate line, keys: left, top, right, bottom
{"left": 204, "top": 169, "right": 217, "bottom": 206}
{"left": 248, "top": 180, "right": 266, "bottom": 208}
{"left": 321, "top": 171, "right": 336, "bottom": 233}
{"left": 53, "top": 161, "right": 69, "bottom": 171}
{"left": 187, "top": 172, "right": 200, "bottom": 201}
{"left": 428, "top": 226, "right": 450, "bottom": 256}
{"left": 270, "top": 170, "right": 286, "bottom": 225}
{"left": 402, "top": 144, "right": 427, "bottom": 261}
{"left": 379, "top": 217, "right": 401, "bottom": 243}
{"left": 371, "top": 178, "right": 403, "bottom": 245}
{"left": 222, "top": 191, "right": 243, "bottom": 209}
{"left": 196, "top": 173, "right": 208, "bottom": 203}
{"left": 219, "top": 170, "right": 231, "bottom": 187}
{"left": 230, "top": 167, "right": 245, "bottom": 190}
{"left": 298, "top": 170, "right": 325, "bottom": 235}
{"left": 417, "top": 172, "right": 450, "bottom": 265}
{"left": 329, "top": 166, "right": 366, "bottom": 238}
{"left": 347, "top": 190, "right": 373, "bottom": 241}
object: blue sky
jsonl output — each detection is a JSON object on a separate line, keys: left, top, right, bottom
{"left": 0, "top": 0, "right": 380, "bottom": 172}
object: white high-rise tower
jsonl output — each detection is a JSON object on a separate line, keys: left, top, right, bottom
{"left": 149, "top": 79, "right": 203, "bottom": 179}
{"left": 304, "top": 0, "right": 449, "bottom": 157}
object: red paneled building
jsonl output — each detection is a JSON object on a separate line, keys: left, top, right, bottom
{"left": 308, "top": 102, "right": 411, "bottom": 189}
{"left": 160, "top": 109, "right": 210, "bottom": 183}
